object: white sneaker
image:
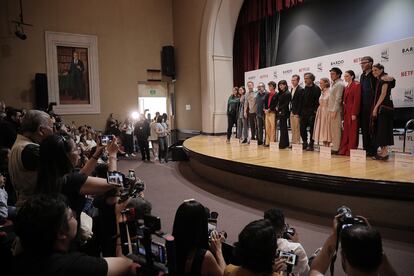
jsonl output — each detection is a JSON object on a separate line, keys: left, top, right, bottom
{"left": 125, "top": 154, "right": 129, "bottom": 158}
{"left": 131, "top": 153, "right": 136, "bottom": 157}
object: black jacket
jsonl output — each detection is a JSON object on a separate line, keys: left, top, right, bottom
{"left": 290, "top": 86, "right": 304, "bottom": 115}
{"left": 134, "top": 120, "right": 150, "bottom": 141}
{"left": 264, "top": 92, "right": 278, "bottom": 112}
{"left": 300, "top": 84, "right": 321, "bottom": 116}
{"left": 277, "top": 90, "right": 292, "bottom": 119}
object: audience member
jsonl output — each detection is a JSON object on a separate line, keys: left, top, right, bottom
{"left": 0, "top": 108, "right": 22, "bottom": 149}
{"left": 172, "top": 199, "right": 226, "bottom": 276}
{"left": 310, "top": 216, "right": 397, "bottom": 276}
{"left": 313, "top": 78, "right": 332, "bottom": 147}
{"left": 244, "top": 81, "right": 258, "bottom": 141}
{"left": 276, "top": 80, "right": 291, "bottom": 149}
{"left": 328, "top": 67, "right": 345, "bottom": 154}
{"left": 121, "top": 117, "right": 135, "bottom": 158}
{"left": 300, "top": 72, "right": 321, "bottom": 151}
{"left": 264, "top": 81, "right": 278, "bottom": 147}
{"left": 227, "top": 87, "right": 240, "bottom": 143}
{"left": 256, "top": 82, "right": 268, "bottom": 145}
{"left": 339, "top": 70, "right": 361, "bottom": 156}
{"left": 134, "top": 115, "right": 151, "bottom": 161}
{"left": 225, "top": 219, "right": 284, "bottom": 276}
{"left": 149, "top": 117, "right": 159, "bottom": 161}
{"left": 155, "top": 116, "right": 168, "bottom": 163}
{"left": 264, "top": 208, "right": 309, "bottom": 275}
{"left": 289, "top": 75, "right": 304, "bottom": 145}
{"left": 9, "top": 110, "right": 54, "bottom": 206}
{"left": 12, "top": 194, "right": 136, "bottom": 275}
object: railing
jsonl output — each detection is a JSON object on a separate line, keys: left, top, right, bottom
{"left": 403, "top": 119, "right": 414, "bottom": 153}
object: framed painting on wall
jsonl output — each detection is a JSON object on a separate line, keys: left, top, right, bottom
{"left": 45, "top": 31, "right": 100, "bottom": 114}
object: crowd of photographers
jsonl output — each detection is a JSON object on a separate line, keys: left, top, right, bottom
{"left": 0, "top": 102, "right": 398, "bottom": 276}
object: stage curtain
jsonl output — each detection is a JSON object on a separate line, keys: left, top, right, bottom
{"left": 233, "top": 0, "right": 304, "bottom": 86}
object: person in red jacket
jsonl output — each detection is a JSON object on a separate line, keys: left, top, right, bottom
{"left": 339, "top": 70, "right": 361, "bottom": 156}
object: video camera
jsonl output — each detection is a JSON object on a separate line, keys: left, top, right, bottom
{"left": 119, "top": 209, "right": 176, "bottom": 275}
{"left": 282, "top": 223, "right": 296, "bottom": 240}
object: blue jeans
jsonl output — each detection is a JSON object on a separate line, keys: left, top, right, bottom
{"left": 158, "top": 136, "right": 168, "bottom": 162}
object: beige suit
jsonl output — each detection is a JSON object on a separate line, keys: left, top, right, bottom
{"left": 328, "top": 79, "right": 345, "bottom": 151}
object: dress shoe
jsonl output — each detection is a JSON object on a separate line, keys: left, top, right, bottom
{"left": 372, "top": 154, "right": 389, "bottom": 161}
{"left": 331, "top": 150, "right": 339, "bottom": 155}
{"left": 263, "top": 144, "right": 270, "bottom": 147}
{"left": 306, "top": 146, "right": 314, "bottom": 151}
{"left": 302, "top": 144, "right": 308, "bottom": 150}
{"left": 241, "top": 139, "right": 248, "bottom": 144}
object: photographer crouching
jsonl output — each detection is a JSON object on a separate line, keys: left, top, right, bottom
{"left": 310, "top": 206, "right": 398, "bottom": 276}
{"left": 11, "top": 194, "right": 138, "bottom": 275}
{"left": 264, "top": 208, "right": 309, "bottom": 276}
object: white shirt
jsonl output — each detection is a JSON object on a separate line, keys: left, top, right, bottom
{"left": 291, "top": 85, "right": 298, "bottom": 98}
{"left": 277, "top": 238, "right": 310, "bottom": 276}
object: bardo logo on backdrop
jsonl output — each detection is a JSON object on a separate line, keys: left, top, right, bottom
{"left": 402, "top": 46, "right": 414, "bottom": 55}
{"left": 401, "top": 70, "right": 414, "bottom": 77}
{"left": 381, "top": 48, "right": 389, "bottom": 62}
{"left": 317, "top": 62, "right": 323, "bottom": 72}
{"left": 260, "top": 74, "right": 268, "bottom": 79}
{"left": 273, "top": 71, "right": 278, "bottom": 79}
{"left": 248, "top": 76, "right": 256, "bottom": 80}
{"left": 330, "top": 60, "right": 344, "bottom": 66}
{"left": 283, "top": 69, "right": 293, "bottom": 75}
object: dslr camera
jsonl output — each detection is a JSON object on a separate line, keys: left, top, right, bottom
{"left": 336, "top": 206, "right": 366, "bottom": 231}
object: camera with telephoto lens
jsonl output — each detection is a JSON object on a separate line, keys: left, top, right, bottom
{"left": 118, "top": 171, "right": 145, "bottom": 203}
{"left": 336, "top": 206, "right": 366, "bottom": 231}
{"left": 282, "top": 223, "right": 296, "bottom": 240}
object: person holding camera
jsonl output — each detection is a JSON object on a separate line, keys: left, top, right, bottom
{"left": 225, "top": 219, "right": 285, "bottom": 276}
{"left": 309, "top": 213, "right": 397, "bottom": 276}
{"left": 172, "top": 199, "right": 226, "bottom": 275}
{"left": 36, "top": 134, "right": 122, "bottom": 244}
{"left": 264, "top": 208, "right": 309, "bottom": 275}
{"left": 12, "top": 194, "right": 137, "bottom": 275}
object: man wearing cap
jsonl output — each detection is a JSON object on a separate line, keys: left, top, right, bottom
{"left": 328, "top": 67, "right": 345, "bottom": 154}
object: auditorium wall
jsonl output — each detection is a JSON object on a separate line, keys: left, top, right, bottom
{"left": 0, "top": 0, "right": 173, "bottom": 129}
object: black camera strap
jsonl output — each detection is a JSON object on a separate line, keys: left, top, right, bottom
{"left": 330, "top": 231, "right": 341, "bottom": 276}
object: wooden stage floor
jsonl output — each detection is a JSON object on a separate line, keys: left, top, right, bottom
{"left": 183, "top": 135, "right": 414, "bottom": 184}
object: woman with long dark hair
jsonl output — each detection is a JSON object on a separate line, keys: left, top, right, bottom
{"left": 36, "top": 134, "right": 120, "bottom": 224}
{"left": 172, "top": 200, "right": 225, "bottom": 275}
{"left": 339, "top": 70, "right": 361, "bottom": 156}
{"left": 371, "top": 63, "right": 394, "bottom": 160}
{"left": 226, "top": 87, "right": 240, "bottom": 143}
{"left": 276, "top": 80, "right": 291, "bottom": 149}
{"left": 237, "top": 86, "right": 248, "bottom": 143}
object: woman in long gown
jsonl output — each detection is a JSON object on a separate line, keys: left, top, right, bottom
{"left": 313, "top": 78, "right": 331, "bottom": 147}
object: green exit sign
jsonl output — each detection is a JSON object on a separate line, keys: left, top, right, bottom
{"left": 149, "top": 89, "right": 156, "bottom": 96}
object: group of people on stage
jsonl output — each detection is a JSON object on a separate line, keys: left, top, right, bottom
{"left": 226, "top": 56, "right": 395, "bottom": 160}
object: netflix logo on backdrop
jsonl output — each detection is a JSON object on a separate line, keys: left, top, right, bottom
{"left": 381, "top": 48, "right": 389, "bottom": 62}
{"left": 260, "top": 74, "right": 268, "bottom": 79}
{"left": 299, "top": 67, "right": 310, "bottom": 73}
{"left": 353, "top": 57, "right": 363, "bottom": 63}
{"left": 400, "top": 70, "right": 414, "bottom": 77}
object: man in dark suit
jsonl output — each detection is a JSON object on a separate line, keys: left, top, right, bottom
{"left": 299, "top": 72, "right": 321, "bottom": 151}
{"left": 289, "top": 74, "right": 304, "bottom": 145}
{"left": 69, "top": 51, "right": 86, "bottom": 100}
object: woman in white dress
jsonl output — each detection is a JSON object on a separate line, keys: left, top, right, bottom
{"left": 313, "top": 78, "right": 332, "bottom": 147}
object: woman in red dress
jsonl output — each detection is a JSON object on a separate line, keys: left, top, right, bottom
{"left": 339, "top": 70, "right": 361, "bottom": 156}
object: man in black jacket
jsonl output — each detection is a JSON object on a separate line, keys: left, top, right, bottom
{"left": 290, "top": 75, "right": 304, "bottom": 145}
{"left": 264, "top": 81, "right": 278, "bottom": 146}
{"left": 134, "top": 116, "right": 151, "bottom": 161}
{"left": 299, "top": 73, "right": 321, "bottom": 151}
{"left": 0, "top": 108, "right": 22, "bottom": 149}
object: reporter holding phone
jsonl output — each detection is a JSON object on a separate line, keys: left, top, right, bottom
{"left": 36, "top": 134, "right": 121, "bottom": 243}
{"left": 172, "top": 200, "right": 226, "bottom": 276}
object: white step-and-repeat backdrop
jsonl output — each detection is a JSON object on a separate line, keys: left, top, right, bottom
{"left": 245, "top": 37, "right": 414, "bottom": 108}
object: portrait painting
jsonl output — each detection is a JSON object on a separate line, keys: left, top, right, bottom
{"left": 45, "top": 31, "right": 100, "bottom": 114}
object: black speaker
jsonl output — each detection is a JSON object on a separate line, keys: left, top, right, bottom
{"left": 35, "top": 73, "right": 48, "bottom": 111}
{"left": 161, "top": 46, "right": 175, "bottom": 77}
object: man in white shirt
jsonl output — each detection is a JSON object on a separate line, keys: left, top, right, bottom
{"left": 264, "top": 208, "right": 309, "bottom": 275}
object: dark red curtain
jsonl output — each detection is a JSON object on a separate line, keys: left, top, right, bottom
{"left": 233, "top": 0, "right": 304, "bottom": 86}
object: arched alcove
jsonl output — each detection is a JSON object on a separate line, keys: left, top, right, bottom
{"left": 200, "top": 0, "right": 244, "bottom": 134}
